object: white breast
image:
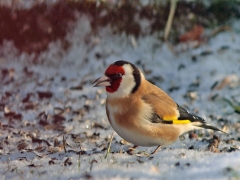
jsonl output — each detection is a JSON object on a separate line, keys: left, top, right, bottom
{"left": 106, "top": 102, "right": 168, "bottom": 146}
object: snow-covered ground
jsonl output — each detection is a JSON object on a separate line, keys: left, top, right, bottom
{"left": 0, "top": 12, "right": 240, "bottom": 180}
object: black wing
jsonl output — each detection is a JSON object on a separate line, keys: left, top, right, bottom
{"left": 177, "top": 104, "right": 206, "bottom": 123}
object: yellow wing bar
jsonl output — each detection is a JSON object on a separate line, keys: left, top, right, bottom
{"left": 162, "top": 119, "right": 191, "bottom": 124}
{"left": 172, "top": 120, "right": 191, "bottom": 124}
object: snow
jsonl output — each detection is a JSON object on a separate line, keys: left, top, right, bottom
{"left": 0, "top": 9, "right": 240, "bottom": 180}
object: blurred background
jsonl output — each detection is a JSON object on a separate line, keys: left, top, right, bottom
{"left": 0, "top": 0, "right": 240, "bottom": 56}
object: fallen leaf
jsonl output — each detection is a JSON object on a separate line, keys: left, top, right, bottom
{"left": 31, "top": 137, "right": 51, "bottom": 146}
{"left": 54, "top": 107, "right": 64, "bottom": 115}
{"left": 37, "top": 91, "right": 53, "bottom": 99}
{"left": 70, "top": 85, "right": 83, "bottom": 90}
{"left": 207, "top": 135, "right": 221, "bottom": 153}
{"left": 39, "top": 119, "right": 49, "bottom": 126}
{"left": 151, "top": 165, "right": 159, "bottom": 173}
{"left": 179, "top": 25, "right": 204, "bottom": 42}
{"left": 52, "top": 114, "right": 66, "bottom": 124}
{"left": 44, "top": 124, "right": 65, "bottom": 131}
{"left": 34, "top": 146, "right": 47, "bottom": 152}
{"left": 4, "top": 111, "right": 16, "bottom": 118}
{"left": 92, "top": 122, "right": 107, "bottom": 129}
{"left": 17, "top": 142, "right": 29, "bottom": 151}
{"left": 28, "top": 164, "right": 42, "bottom": 168}
{"left": 63, "top": 157, "right": 72, "bottom": 166}
{"left": 24, "top": 103, "right": 37, "bottom": 110}
{"left": 49, "top": 160, "right": 55, "bottom": 165}
{"left": 13, "top": 113, "right": 23, "bottom": 120}
{"left": 0, "top": 103, "right": 5, "bottom": 111}
{"left": 48, "top": 146, "right": 62, "bottom": 153}
{"left": 214, "top": 75, "right": 239, "bottom": 90}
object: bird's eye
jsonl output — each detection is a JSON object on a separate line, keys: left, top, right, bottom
{"left": 111, "top": 73, "right": 122, "bottom": 80}
{"left": 116, "top": 73, "right": 122, "bottom": 78}
{"left": 106, "top": 73, "right": 123, "bottom": 81}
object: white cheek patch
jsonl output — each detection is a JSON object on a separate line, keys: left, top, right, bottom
{"left": 107, "top": 64, "right": 136, "bottom": 98}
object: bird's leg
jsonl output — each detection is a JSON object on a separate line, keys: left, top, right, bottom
{"left": 151, "top": 145, "right": 161, "bottom": 154}
{"left": 127, "top": 145, "right": 138, "bottom": 154}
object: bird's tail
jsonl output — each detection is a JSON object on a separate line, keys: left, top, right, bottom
{"left": 194, "top": 123, "right": 226, "bottom": 134}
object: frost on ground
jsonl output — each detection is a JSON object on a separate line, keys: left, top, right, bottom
{"left": 0, "top": 15, "right": 240, "bottom": 180}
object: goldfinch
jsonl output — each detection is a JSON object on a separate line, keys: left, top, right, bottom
{"left": 93, "top": 60, "right": 224, "bottom": 154}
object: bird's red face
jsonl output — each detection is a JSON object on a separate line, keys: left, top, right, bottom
{"left": 93, "top": 60, "right": 141, "bottom": 97}
{"left": 104, "top": 64, "right": 125, "bottom": 93}
{"left": 93, "top": 64, "right": 125, "bottom": 93}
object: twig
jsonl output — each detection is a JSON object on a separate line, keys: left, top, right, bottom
{"left": 164, "top": 0, "right": 177, "bottom": 41}
{"left": 105, "top": 132, "right": 114, "bottom": 159}
{"left": 63, "top": 135, "right": 67, "bottom": 153}
{"left": 90, "top": 159, "right": 98, "bottom": 171}
{"left": 78, "top": 152, "right": 81, "bottom": 172}
{"left": 210, "top": 26, "right": 234, "bottom": 41}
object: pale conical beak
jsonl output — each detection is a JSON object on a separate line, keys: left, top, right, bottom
{"left": 93, "top": 75, "right": 111, "bottom": 87}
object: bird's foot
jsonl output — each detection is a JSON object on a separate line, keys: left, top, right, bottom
{"left": 150, "top": 145, "right": 161, "bottom": 155}
{"left": 127, "top": 145, "right": 161, "bottom": 156}
{"left": 126, "top": 145, "right": 138, "bottom": 155}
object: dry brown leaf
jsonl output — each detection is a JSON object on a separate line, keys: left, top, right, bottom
{"left": 28, "top": 164, "right": 43, "bottom": 168}
{"left": 31, "top": 137, "right": 51, "bottom": 146}
{"left": 215, "top": 75, "right": 239, "bottom": 90}
{"left": 22, "top": 93, "right": 32, "bottom": 103}
{"left": 37, "top": 91, "right": 53, "bottom": 99}
{"left": 17, "top": 142, "right": 29, "bottom": 151}
{"left": 54, "top": 107, "right": 64, "bottom": 115}
{"left": 52, "top": 114, "right": 66, "bottom": 124}
{"left": 13, "top": 113, "right": 22, "bottom": 120}
{"left": 44, "top": 124, "right": 65, "bottom": 131}
{"left": 207, "top": 135, "right": 221, "bottom": 153}
{"left": 49, "top": 160, "right": 55, "bottom": 165}
{"left": 63, "top": 157, "right": 72, "bottom": 166}
{"left": 70, "top": 85, "right": 83, "bottom": 90}
{"left": 151, "top": 165, "right": 159, "bottom": 173}
{"left": 72, "top": 137, "right": 85, "bottom": 143}
{"left": 4, "top": 111, "right": 16, "bottom": 118}
{"left": 24, "top": 103, "right": 37, "bottom": 110}
{"left": 34, "top": 146, "right": 47, "bottom": 152}
{"left": 179, "top": 25, "right": 204, "bottom": 42}
{"left": 48, "top": 146, "right": 62, "bottom": 153}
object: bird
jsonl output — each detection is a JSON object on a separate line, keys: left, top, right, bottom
{"left": 93, "top": 60, "right": 225, "bottom": 154}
